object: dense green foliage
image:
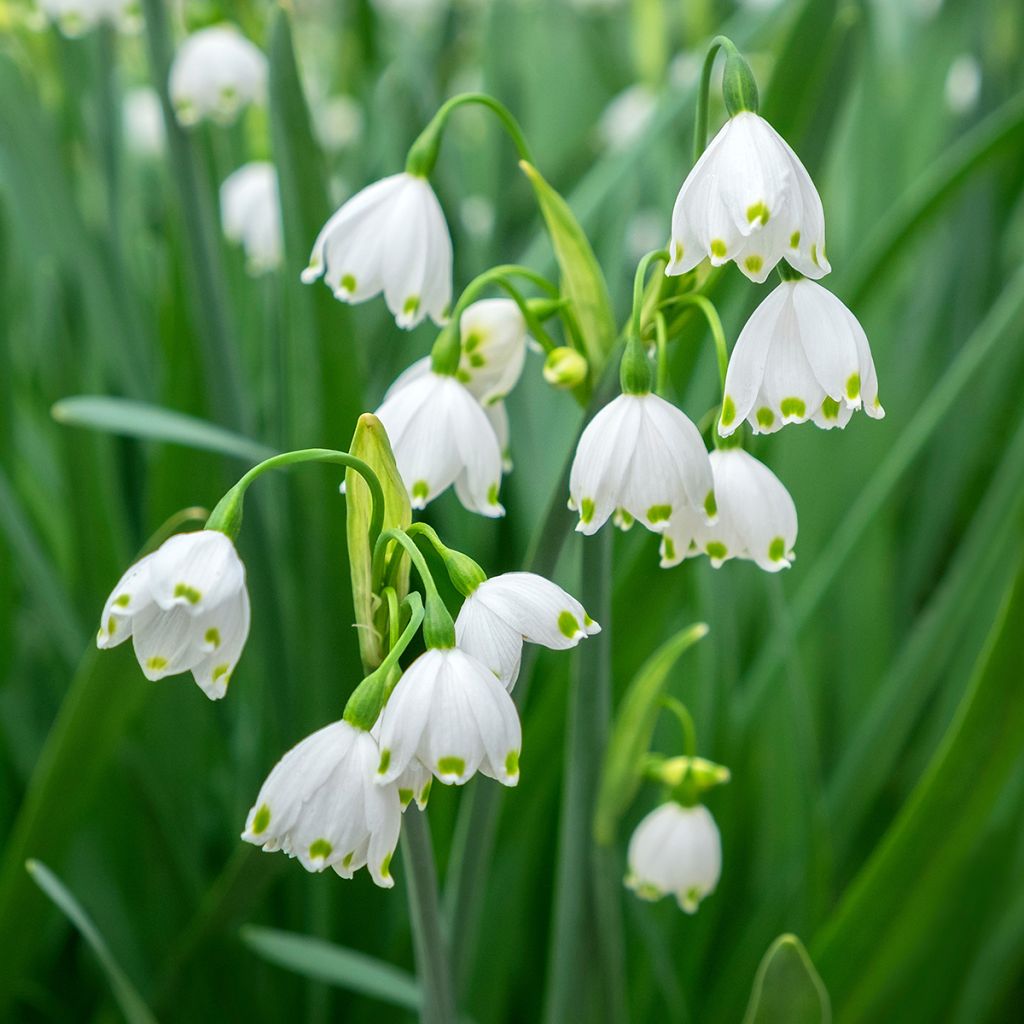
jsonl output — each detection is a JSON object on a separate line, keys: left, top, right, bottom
{"left": 1, "top": 0, "right": 1023, "bottom": 1021}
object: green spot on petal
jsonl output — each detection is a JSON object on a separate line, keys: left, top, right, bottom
{"left": 846, "top": 373, "right": 861, "bottom": 400}
{"left": 704, "top": 491, "right": 717, "bottom": 518}
{"left": 746, "top": 201, "right": 769, "bottom": 225}
{"left": 398, "top": 788, "right": 413, "bottom": 807}
{"left": 662, "top": 537, "right": 676, "bottom": 562}
{"left": 309, "top": 838, "right": 333, "bottom": 861}
{"left": 107, "top": 616, "right": 117, "bottom": 635}
{"left": 810, "top": 243, "right": 820, "bottom": 267}
{"left": 822, "top": 396, "right": 841, "bottom": 420}
{"left": 253, "top": 804, "right": 271, "bottom": 835}
{"left": 411, "top": 480, "right": 429, "bottom": 501}
{"left": 780, "top": 397, "right": 806, "bottom": 419}
{"left": 114, "top": 594, "right": 131, "bottom": 608}
{"left": 403, "top": 295, "right": 420, "bottom": 316}
{"left": 340, "top": 273, "right": 357, "bottom": 293}
{"left": 790, "top": 230, "right": 801, "bottom": 248}
{"left": 744, "top": 255, "right": 764, "bottom": 274}
{"left": 647, "top": 504, "right": 672, "bottom": 524}
{"left": 706, "top": 541, "right": 728, "bottom": 561}
{"left": 756, "top": 406, "right": 775, "bottom": 428}
{"left": 205, "top": 627, "right": 220, "bottom": 648}
{"left": 437, "top": 756, "right": 466, "bottom": 777}
{"left": 580, "top": 498, "right": 595, "bottom": 524}
{"left": 710, "top": 239, "right": 727, "bottom": 259}
{"left": 343, "top": 852, "right": 354, "bottom": 868}
{"left": 558, "top": 611, "right": 580, "bottom": 638}
{"left": 487, "top": 483, "right": 500, "bottom": 506}
{"left": 380, "top": 853, "right": 392, "bottom": 879}
{"left": 469, "top": 352, "right": 486, "bottom": 368}
{"left": 720, "top": 395, "right": 737, "bottom": 428}
{"left": 378, "top": 749, "right": 391, "bottom": 774}
{"left": 463, "top": 331, "right": 482, "bottom": 353}
{"left": 173, "top": 582, "right": 201, "bottom": 604}
{"left": 673, "top": 240, "right": 683, "bottom": 262}
{"left": 505, "top": 750, "right": 519, "bottom": 777}
{"left": 146, "top": 656, "right": 168, "bottom": 671}
{"left": 769, "top": 536, "right": 787, "bottom": 562}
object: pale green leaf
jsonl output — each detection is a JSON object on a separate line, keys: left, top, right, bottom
{"left": 743, "top": 934, "right": 831, "bottom": 1024}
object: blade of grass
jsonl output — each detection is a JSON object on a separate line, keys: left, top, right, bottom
{"left": 27, "top": 860, "right": 158, "bottom": 1024}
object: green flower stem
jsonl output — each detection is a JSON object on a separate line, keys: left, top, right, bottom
{"left": 401, "top": 807, "right": 458, "bottom": 1024}
{"left": 621, "top": 249, "right": 669, "bottom": 395}
{"left": 658, "top": 292, "right": 729, "bottom": 394}
{"left": 631, "top": 249, "right": 671, "bottom": 342}
{"left": 661, "top": 696, "right": 698, "bottom": 758}
{"left": 694, "top": 35, "right": 758, "bottom": 163}
{"left": 372, "top": 529, "right": 455, "bottom": 649}
{"left": 654, "top": 313, "right": 670, "bottom": 396}
{"left": 342, "top": 592, "right": 424, "bottom": 730}
{"left": 406, "top": 92, "right": 534, "bottom": 176}
{"left": 205, "top": 449, "right": 385, "bottom": 547}
{"left": 430, "top": 264, "right": 561, "bottom": 375}
{"left": 405, "top": 523, "right": 487, "bottom": 596}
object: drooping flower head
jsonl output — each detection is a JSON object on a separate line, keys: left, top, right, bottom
{"left": 37, "top": 0, "right": 138, "bottom": 38}
{"left": 169, "top": 25, "right": 268, "bottom": 127}
{"left": 301, "top": 172, "right": 452, "bottom": 330}
{"left": 241, "top": 720, "right": 402, "bottom": 888}
{"left": 220, "top": 162, "right": 283, "bottom": 275}
{"left": 455, "top": 298, "right": 531, "bottom": 404}
{"left": 719, "top": 278, "right": 884, "bottom": 436}
{"left": 455, "top": 572, "right": 600, "bottom": 690}
{"left": 375, "top": 367, "right": 505, "bottom": 516}
{"left": 375, "top": 648, "right": 521, "bottom": 788}
{"left": 626, "top": 802, "right": 722, "bottom": 913}
{"left": 97, "top": 530, "right": 250, "bottom": 699}
{"left": 569, "top": 392, "right": 714, "bottom": 536}
{"left": 123, "top": 87, "right": 166, "bottom": 158}
{"left": 660, "top": 448, "right": 797, "bottom": 572}
{"left": 666, "top": 111, "right": 829, "bottom": 284}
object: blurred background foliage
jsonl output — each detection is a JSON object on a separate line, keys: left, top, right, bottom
{"left": 1, "top": 0, "right": 1024, "bottom": 1021}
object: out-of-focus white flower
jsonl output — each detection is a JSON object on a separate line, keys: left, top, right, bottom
{"left": 302, "top": 172, "right": 452, "bottom": 330}
{"left": 455, "top": 572, "right": 600, "bottom": 690}
{"left": 669, "top": 52, "right": 702, "bottom": 90}
{"left": 375, "top": 367, "right": 505, "bottom": 516}
{"left": 376, "top": 648, "right": 521, "bottom": 787}
{"left": 660, "top": 448, "right": 797, "bottom": 571}
{"left": 625, "top": 802, "right": 721, "bottom": 913}
{"left": 569, "top": 392, "right": 714, "bottom": 536}
{"left": 460, "top": 195, "right": 495, "bottom": 239}
{"left": 667, "top": 111, "right": 829, "bottom": 284}
{"left": 626, "top": 209, "right": 668, "bottom": 265}
{"left": 314, "top": 94, "right": 364, "bottom": 152}
{"left": 97, "top": 530, "right": 250, "bottom": 699}
{"left": 169, "top": 25, "right": 267, "bottom": 127}
{"left": 598, "top": 84, "right": 658, "bottom": 151}
{"left": 241, "top": 720, "right": 402, "bottom": 887}
{"left": 945, "top": 54, "right": 982, "bottom": 116}
{"left": 719, "top": 278, "right": 884, "bottom": 436}
{"left": 220, "top": 162, "right": 283, "bottom": 275}
{"left": 123, "top": 87, "right": 165, "bottom": 157}
{"left": 37, "top": 0, "right": 137, "bottom": 37}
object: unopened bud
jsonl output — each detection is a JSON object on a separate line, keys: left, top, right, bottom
{"left": 543, "top": 347, "right": 588, "bottom": 389}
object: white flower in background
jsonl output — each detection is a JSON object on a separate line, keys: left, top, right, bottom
{"left": 666, "top": 111, "right": 829, "bottom": 284}
{"left": 97, "top": 530, "right": 250, "bottom": 699}
{"left": 569, "top": 393, "right": 714, "bottom": 535}
{"left": 460, "top": 195, "right": 495, "bottom": 240}
{"left": 945, "top": 54, "right": 982, "bottom": 116}
{"left": 626, "top": 802, "right": 722, "bottom": 913}
{"left": 302, "top": 172, "right": 452, "bottom": 329}
{"left": 314, "top": 94, "right": 364, "bottom": 152}
{"left": 598, "top": 84, "right": 657, "bottom": 152}
{"left": 719, "top": 278, "right": 884, "bottom": 436}
{"left": 669, "top": 52, "right": 701, "bottom": 90}
{"left": 455, "top": 573, "right": 601, "bottom": 690}
{"left": 169, "top": 25, "right": 267, "bottom": 127}
{"left": 37, "top": 0, "right": 137, "bottom": 37}
{"left": 123, "top": 87, "right": 165, "bottom": 158}
{"left": 376, "top": 648, "right": 521, "bottom": 787}
{"left": 626, "top": 209, "right": 668, "bottom": 266}
{"left": 220, "top": 162, "right": 283, "bottom": 275}
{"left": 241, "top": 720, "right": 402, "bottom": 888}
{"left": 375, "top": 366, "right": 505, "bottom": 516}
{"left": 660, "top": 448, "right": 797, "bottom": 572}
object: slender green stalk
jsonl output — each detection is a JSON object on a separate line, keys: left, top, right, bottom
{"left": 401, "top": 809, "right": 458, "bottom": 1024}
{"left": 658, "top": 293, "right": 729, "bottom": 393}
{"left": 661, "top": 696, "right": 698, "bottom": 758}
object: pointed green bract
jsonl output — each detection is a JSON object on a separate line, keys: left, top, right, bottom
{"left": 742, "top": 934, "right": 830, "bottom": 1024}
{"left": 346, "top": 415, "right": 412, "bottom": 672}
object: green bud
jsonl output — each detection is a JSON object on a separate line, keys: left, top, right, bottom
{"left": 527, "top": 297, "right": 567, "bottom": 322}
{"left": 205, "top": 485, "right": 244, "bottom": 540}
{"left": 543, "top": 347, "right": 589, "bottom": 390}
{"left": 647, "top": 755, "right": 731, "bottom": 792}
{"left": 441, "top": 548, "right": 488, "bottom": 597}
{"left": 722, "top": 43, "right": 759, "bottom": 116}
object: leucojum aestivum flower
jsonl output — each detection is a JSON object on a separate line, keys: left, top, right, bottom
{"left": 95, "top": 33, "right": 882, "bottom": 1022}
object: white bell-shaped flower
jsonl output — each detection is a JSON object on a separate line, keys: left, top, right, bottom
{"left": 370, "top": 717, "right": 432, "bottom": 811}
{"left": 666, "top": 111, "right": 829, "bottom": 284}
{"left": 455, "top": 299, "right": 530, "bottom": 404}
{"left": 625, "top": 802, "right": 722, "bottom": 913}
{"left": 660, "top": 448, "right": 797, "bottom": 572}
{"left": 375, "top": 648, "right": 521, "bottom": 788}
{"left": 301, "top": 172, "right": 452, "bottom": 330}
{"left": 569, "top": 392, "right": 714, "bottom": 535}
{"left": 169, "top": 25, "right": 268, "bottom": 127}
{"left": 38, "top": 0, "right": 137, "bottom": 37}
{"left": 220, "top": 162, "right": 283, "bottom": 275}
{"left": 375, "top": 368, "right": 504, "bottom": 517}
{"left": 241, "top": 720, "right": 402, "bottom": 888}
{"left": 719, "top": 278, "right": 884, "bottom": 436}
{"left": 455, "top": 572, "right": 600, "bottom": 690}
{"left": 96, "top": 530, "right": 250, "bottom": 699}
